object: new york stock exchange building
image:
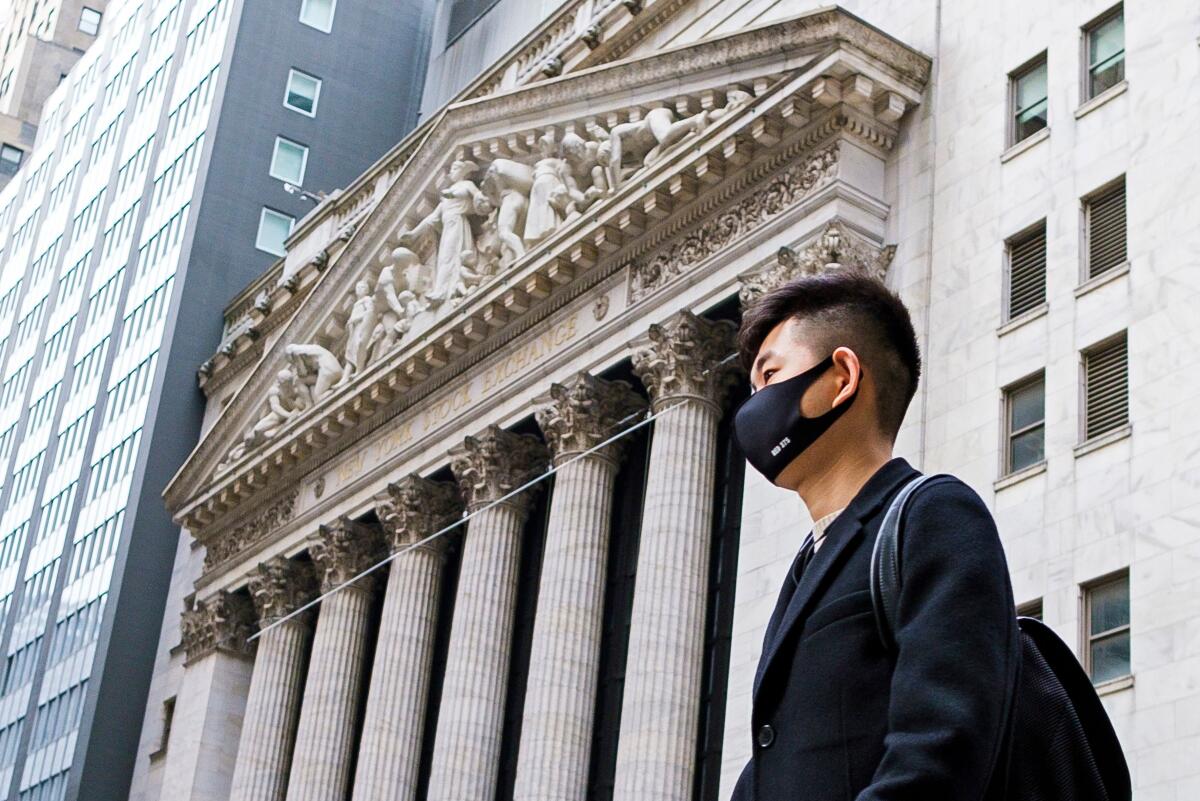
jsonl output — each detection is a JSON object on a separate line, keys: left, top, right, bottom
{"left": 128, "top": 1, "right": 1192, "bottom": 800}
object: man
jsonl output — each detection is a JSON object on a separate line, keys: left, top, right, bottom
{"left": 729, "top": 269, "right": 1019, "bottom": 801}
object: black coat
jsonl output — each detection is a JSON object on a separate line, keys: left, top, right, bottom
{"left": 731, "top": 457, "right": 1020, "bottom": 801}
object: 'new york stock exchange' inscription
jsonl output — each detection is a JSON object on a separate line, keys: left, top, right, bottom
{"left": 330, "top": 312, "right": 581, "bottom": 491}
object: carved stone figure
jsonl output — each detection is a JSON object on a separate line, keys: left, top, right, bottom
{"left": 523, "top": 132, "right": 579, "bottom": 244}
{"left": 222, "top": 365, "right": 305, "bottom": 466}
{"left": 339, "top": 279, "right": 380, "bottom": 384}
{"left": 367, "top": 249, "right": 431, "bottom": 359}
{"left": 286, "top": 342, "right": 343, "bottom": 403}
{"left": 397, "top": 159, "right": 491, "bottom": 304}
{"left": 481, "top": 158, "right": 533, "bottom": 264}
{"left": 560, "top": 131, "right": 608, "bottom": 212}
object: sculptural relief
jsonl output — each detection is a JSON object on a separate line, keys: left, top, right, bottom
{"left": 523, "top": 132, "right": 580, "bottom": 244}
{"left": 339, "top": 280, "right": 379, "bottom": 384}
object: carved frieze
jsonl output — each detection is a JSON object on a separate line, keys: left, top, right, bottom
{"left": 201, "top": 489, "right": 298, "bottom": 572}
{"left": 628, "top": 142, "right": 839, "bottom": 303}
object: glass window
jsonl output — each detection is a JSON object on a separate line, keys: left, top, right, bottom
{"left": 269, "top": 137, "right": 308, "bottom": 184}
{"left": 1084, "top": 572, "right": 1130, "bottom": 685}
{"left": 1010, "top": 55, "right": 1048, "bottom": 145}
{"left": 1085, "top": 6, "right": 1125, "bottom": 100}
{"left": 284, "top": 69, "right": 321, "bottom": 116}
{"left": 79, "top": 7, "right": 102, "bottom": 35}
{"left": 299, "top": 0, "right": 336, "bottom": 32}
{"left": 0, "top": 144, "right": 23, "bottom": 170}
{"left": 1004, "top": 374, "right": 1045, "bottom": 474}
{"left": 1017, "top": 598, "right": 1043, "bottom": 620}
{"left": 256, "top": 208, "right": 294, "bottom": 256}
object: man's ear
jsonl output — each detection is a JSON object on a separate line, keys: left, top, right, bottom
{"left": 830, "top": 346, "right": 862, "bottom": 407}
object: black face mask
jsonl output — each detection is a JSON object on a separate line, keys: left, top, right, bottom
{"left": 732, "top": 354, "right": 857, "bottom": 485}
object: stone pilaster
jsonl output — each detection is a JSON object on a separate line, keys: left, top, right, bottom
{"left": 160, "top": 592, "right": 256, "bottom": 801}
{"left": 351, "top": 476, "right": 462, "bottom": 801}
{"left": 612, "top": 311, "right": 739, "bottom": 801}
{"left": 425, "top": 426, "right": 549, "bottom": 801}
{"left": 512, "top": 373, "right": 647, "bottom": 801}
{"left": 229, "top": 557, "right": 317, "bottom": 801}
{"left": 284, "top": 518, "right": 384, "bottom": 801}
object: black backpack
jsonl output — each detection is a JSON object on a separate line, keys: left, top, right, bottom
{"left": 869, "top": 474, "right": 1132, "bottom": 801}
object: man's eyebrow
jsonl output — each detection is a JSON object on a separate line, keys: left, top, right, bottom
{"left": 751, "top": 348, "right": 779, "bottom": 380}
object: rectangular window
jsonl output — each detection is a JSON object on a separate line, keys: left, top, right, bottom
{"left": 284, "top": 69, "right": 321, "bottom": 116}
{"left": 269, "top": 136, "right": 308, "bottom": 185}
{"left": 1017, "top": 598, "right": 1044, "bottom": 620}
{"left": 299, "top": 0, "right": 336, "bottom": 32}
{"left": 1083, "top": 571, "right": 1130, "bottom": 684}
{"left": 1010, "top": 54, "right": 1048, "bottom": 145}
{"left": 1083, "top": 177, "right": 1127, "bottom": 280}
{"left": 1005, "top": 220, "right": 1047, "bottom": 320}
{"left": 256, "top": 208, "right": 294, "bottom": 256}
{"left": 446, "top": 0, "right": 503, "bottom": 46}
{"left": 0, "top": 144, "right": 22, "bottom": 174}
{"left": 1081, "top": 333, "right": 1128, "bottom": 441}
{"left": 79, "top": 7, "right": 102, "bottom": 35}
{"left": 1003, "top": 373, "right": 1045, "bottom": 474}
{"left": 1084, "top": 5, "right": 1125, "bottom": 100}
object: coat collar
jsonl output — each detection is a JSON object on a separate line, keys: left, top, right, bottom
{"left": 752, "top": 456, "right": 920, "bottom": 705}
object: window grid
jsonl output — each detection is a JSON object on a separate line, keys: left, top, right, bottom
{"left": 1003, "top": 372, "right": 1045, "bottom": 475}
{"left": 1082, "top": 571, "right": 1131, "bottom": 685}
{"left": 284, "top": 69, "right": 321, "bottom": 116}
{"left": 1009, "top": 53, "right": 1048, "bottom": 145}
{"left": 1084, "top": 5, "right": 1125, "bottom": 100}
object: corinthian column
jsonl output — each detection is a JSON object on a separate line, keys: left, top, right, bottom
{"left": 612, "top": 311, "right": 738, "bottom": 801}
{"left": 513, "top": 373, "right": 647, "bottom": 801}
{"left": 285, "top": 518, "right": 384, "bottom": 801}
{"left": 229, "top": 557, "right": 317, "bottom": 801}
{"left": 425, "top": 426, "right": 549, "bottom": 801}
{"left": 351, "top": 476, "right": 462, "bottom": 801}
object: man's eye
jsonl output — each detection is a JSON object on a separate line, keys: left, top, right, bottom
{"left": 763, "top": 369, "right": 776, "bottom": 383}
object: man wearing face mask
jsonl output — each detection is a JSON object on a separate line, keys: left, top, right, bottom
{"left": 728, "top": 269, "right": 1019, "bottom": 801}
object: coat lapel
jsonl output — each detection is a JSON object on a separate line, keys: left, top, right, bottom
{"left": 752, "top": 515, "right": 863, "bottom": 703}
{"left": 750, "top": 457, "right": 921, "bottom": 706}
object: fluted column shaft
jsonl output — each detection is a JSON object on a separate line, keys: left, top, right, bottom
{"left": 612, "top": 311, "right": 737, "bottom": 801}
{"left": 426, "top": 502, "right": 527, "bottom": 800}
{"left": 513, "top": 454, "right": 618, "bottom": 800}
{"left": 426, "top": 425, "right": 547, "bottom": 801}
{"left": 229, "top": 619, "right": 311, "bottom": 801}
{"left": 285, "top": 519, "right": 383, "bottom": 801}
{"left": 514, "top": 372, "right": 645, "bottom": 801}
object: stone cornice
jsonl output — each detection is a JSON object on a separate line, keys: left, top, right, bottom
{"left": 164, "top": 11, "right": 929, "bottom": 536}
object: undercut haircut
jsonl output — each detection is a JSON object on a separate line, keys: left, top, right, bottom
{"left": 737, "top": 269, "right": 921, "bottom": 440}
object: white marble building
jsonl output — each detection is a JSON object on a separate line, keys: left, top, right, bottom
{"left": 127, "top": 1, "right": 1200, "bottom": 800}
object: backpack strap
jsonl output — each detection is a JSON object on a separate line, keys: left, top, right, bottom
{"left": 870, "top": 473, "right": 941, "bottom": 652}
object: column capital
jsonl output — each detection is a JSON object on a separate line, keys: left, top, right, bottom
{"left": 308, "top": 517, "right": 386, "bottom": 593}
{"left": 449, "top": 425, "right": 549, "bottom": 516}
{"left": 373, "top": 475, "right": 463, "bottom": 555}
{"left": 630, "top": 310, "right": 741, "bottom": 411}
{"left": 247, "top": 556, "right": 318, "bottom": 627}
{"left": 180, "top": 590, "right": 255, "bottom": 664}
{"left": 534, "top": 372, "right": 647, "bottom": 466}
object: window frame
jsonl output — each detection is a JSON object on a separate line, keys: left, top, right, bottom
{"left": 1080, "top": 569, "right": 1131, "bottom": 685}
{"left": 283, "top": 68, "right": 321, "bottom": 117}
{"left": 1017, "top": 597, "right": 1044, "bottom": 620}
{"left": 255, "top": 207, "right": 294, "bottom": 257}
{"left": 268, "top": 136, "right": 309, "bottom": 185}
{"left": 1003, "top": 218, "right": 1048, "bottom": 322}
{"left": 1079, "top": 330, "right": 1129, "bottom": 445}
{"left": 1001, "top": 370, "right": 1047, "bottom": 476}
{"left": 1082, "top": 4, "right": 1125, "bottom": 102}
{"left": 299, "top": 0, "right": 337, "bottom": 33}
{"left": 0, "top": 143, "right": 23, "bottom": 168}
{"left": 1080, "top": 174, "right": 1127, "bottom": 283}
{"left": 1008, "top": 51, "right": 1049, "bottom": 147}
{"left": 78, "top": 6, "right": 102, "bottom": 36}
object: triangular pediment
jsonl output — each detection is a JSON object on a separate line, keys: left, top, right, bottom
{"left": 165, "top": 6, "right": 930, "bottom": 538}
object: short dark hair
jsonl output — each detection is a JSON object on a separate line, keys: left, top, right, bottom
{"left": 737, "top": 269, "right": 921, "bottom": 439}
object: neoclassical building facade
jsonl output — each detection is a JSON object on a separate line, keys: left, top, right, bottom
{"left": 127, "top": 1, "right": 1200, "bottom": 800}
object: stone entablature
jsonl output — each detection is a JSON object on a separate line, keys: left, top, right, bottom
{"left": 166, "top": 9, "right": 930, "bottom": 582}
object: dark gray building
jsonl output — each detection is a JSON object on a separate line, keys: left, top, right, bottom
{"left": 0, "top": 1, "right": 435, "bottom": 799}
